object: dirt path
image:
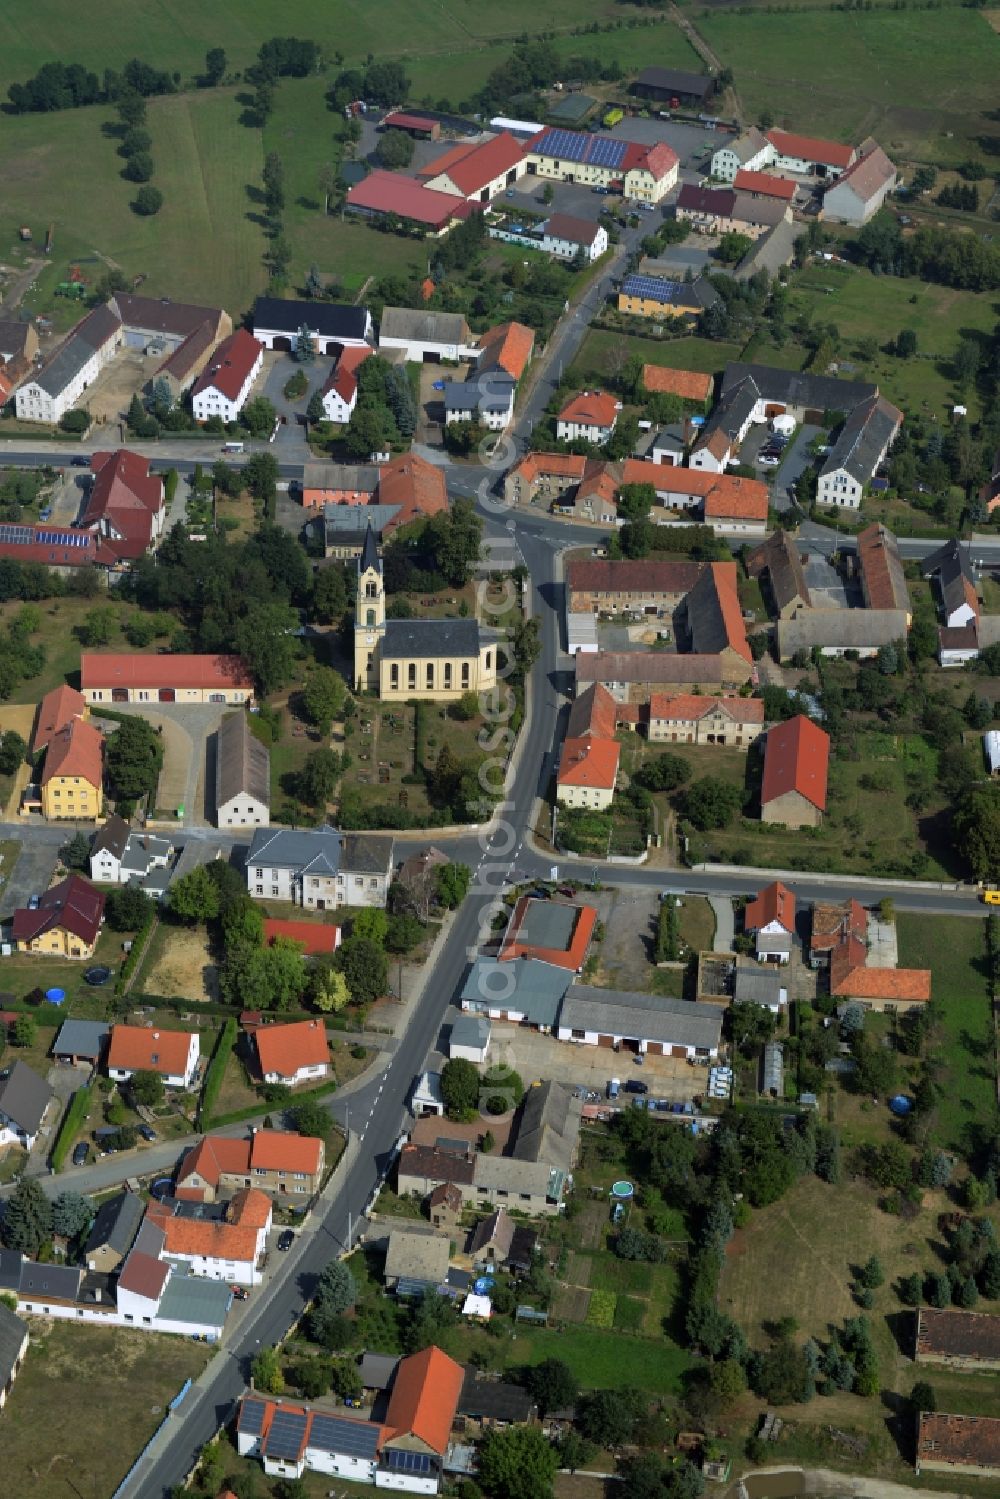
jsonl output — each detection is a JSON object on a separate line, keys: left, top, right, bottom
{"left": 666, "top": 1, "right": 744, "bottom": 119}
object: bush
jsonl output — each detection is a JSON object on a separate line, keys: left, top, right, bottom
{"left": 59, "top": 409, "right": 89, "bottom": 433}
{"left": 133, "top": 185, "right": 164, "bottom": 216}
{"left": 199, "top": 1018, "right": 237, "bottom": 1125}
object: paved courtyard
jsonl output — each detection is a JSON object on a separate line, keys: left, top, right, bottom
{"left": 491, "top": 1022, "right": 705, "bottom": 1104}
{"left": 94, "top": 703, "right": 230, "bottom": 826}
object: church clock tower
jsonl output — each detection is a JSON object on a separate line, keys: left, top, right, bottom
{"left": 354, "top": 523, "right": 385, "bottom": 693}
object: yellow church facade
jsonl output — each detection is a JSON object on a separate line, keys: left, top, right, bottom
{"left": 353, "top": 526, "right": 498, "bottom": 701}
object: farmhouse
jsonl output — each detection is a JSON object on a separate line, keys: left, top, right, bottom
{"left": 733, "top": 169, "right": 796, "bottom": 203}
{"left": 711, "top": 127, "right": 772, "bottom": 182}
{"left": 916, "top": 1412, "right": 1000, "bottom": 1481}
{"left": 617, "top": 272, "right": 719, "bottom": 320}
{"left": 556, "top": 983, "right": 722, "bottom": 1058}
{"left": 675, "top": 185, "right": 791, "bottom": 238}
{"left": 255, "top": 1019, "right": 330, "bottom": 1088}
{"left": 525, "top": 128, "right": 678, "bottom": 203}
{"left": 649, "top": 693, "right": 764, "bottom": 749}
{"left": 11, "top": 874, "right": 105, "bottom": 960}
{"left": 15, "top": 304, "right": 123, "bottom": 424}
{"left": 765, "top": 128, "right": 855, "bottom": 178}
{"left": 460, "top": 956, "right": 571, "bottom": 1030}
{"left": 246, "top": 825, "right": 393, "bottom": 910}
{"left": 829, "top": 939, "right": 931, "bottom": 1012}
{"left": 556, "top": 736, "right": 619, "bottom": 810}
{"left": 378, "top": 308, "right": 474, "bottom": 363}
{"left": 39, "top": 716, "right": 103, "bottom": 821}
{"left": 576, "top": 649, "right": 752, "bottom": 699}
{"left": 345, "top": 170, "right": 474, "bottom": 234}
{"left": 915, "top": 1308, "right": 1000, "bottom": 1371}
{"left": 419, "top": 131, "right": 528, "bottom": 202}
{"left": 556, "top": 390, "right": 621, "bottom": 445}
{"left": 0, "top": 1061, "right": 55, "bottom": 1150}
{"left": 744, "top": 880, "right": 796, "bottom": 964}
{"left": 107, "top": 1024, "right": 199, "bottom": 1088}
{"left": 215, "top": 711, "right": 270, "bottom": 829}
{"left": 32, "top": 683, "right": 87, "bottom": 754}
{"left": 776, "top": 609, "right": 909, "bottom": 661}
{"left": 498, "top": 897, "right": 598, "bottom": 972}
{"left": 252, "top": 297, "right": 373, "bottom": 354}
{"left": 856, "top": 522, "right": 911, "bottom": 618}
{"left": 191, "top": 329, "right": 264, "bottom": 424}
{"left": 81, "top": 449, "right": 165, "bottom": 559}
{"left": 760, "top": 715, "right": 830, "bottom": 828}
{"left": 320, "top": 345, "right": 373, "bottom": 425}
{"left": 80, "top": 652, "right": 253, "bottom": 705}
{"left": 923, "top": 539, "right": 979, "bottom": 629}
{"left": 816, "top": 394, "right": 903, "bottom": 508}
{"left": 567, "top": 558, "right": 702, "bottom": 616}
{"left": 631, "top": 67, "right": 714, "bottom": 106}
{"left": 747, "top": 530, "right": 811, "bottom": 619}
{"left": 89, "top": 815, "right": 173, "bottom": 889}
{"left": 822, "top": 139, "right": 897, "bottom": 225}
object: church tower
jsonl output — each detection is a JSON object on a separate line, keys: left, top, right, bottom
{"left": 354, "top": 523, "right": 385, "bottom": 693}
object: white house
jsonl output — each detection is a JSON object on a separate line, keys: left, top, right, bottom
{"left": 821, "top": 140, "right": 896, "bottom": 226}
{"left": 15, "top": 305, "right": 123, "bottom": 424}
{"left": 215, "top": 712, "right": 270, "bottom": 829}
{"left": 540, "top": 213, "right": 608, "bottom": 263}
{"left": 255, "top": 1019, "right": 330, "bottom": 1088}
{"left": 148, "top": 1189, "right": 272, "bottom": 1287}
{"left": 320, "top": 346, "right": 373, "bottom": 425}
{"left": 449, "top": 1015, "right": 491, "bottom": 1065}
{"left": 0, "top": 1061, "right": 54, "bottom": 1150}
{"left": 443, "top": 372, "right": 516, "bottom": 431}
{"left": 106, "top": 1025, "right": 200, "bottom": 1089}
{"left": 252, "top": 296, "right": 373, "bottom": 353}
{"left": 743, "top": 881, "right": 796, "bottom": 964}
{"left": 17, "top": 1247, "right": 232, "bottom": 1341}
{"left": 89, "top": 815, "right": 173, "bottom": 887}
{"left": 556, "top": 391, "right": 621, "bottom": 445}
{"left": 191, "top": 329, "right": 263, "bottom": 423}
{"left": 378, "top": 308, "right": 475, "bottom": 363}
{"left": 765, "top": 128, "right": 855, "bottom": 179}
{"left": 246, "top": 827, "right": 393, "bottom": 910}
{"left": 710, "top": 126, "right": 771, "bottom": 183}
{"left": 816, "top": 394, "right": 902, "bottom": 508}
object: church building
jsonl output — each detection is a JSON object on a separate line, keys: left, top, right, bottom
{"left": 353, "top": 525, "right": 499, "bottom": 700}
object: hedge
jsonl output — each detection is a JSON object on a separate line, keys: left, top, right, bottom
{"left": 206, "top": 1075, "right": 338, "bottom": 1132}
{"left": 115, "top": 909, "right": 157, "bottom": 996}
{"left": 50, "top": 1083, "right": 92, "bottom": 1172}
{"left": 198, "top": 1017, "right": 237, "bottom": 1127}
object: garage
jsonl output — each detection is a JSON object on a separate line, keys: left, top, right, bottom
{"left": 620, "top": 1037, "right": 640, "bottom": 1054}
{"left": 158, "top": 688, "right": 176, "bottom": 703}
{"left": 271, "top": 336, "right": 292, "bottom": 353}
{"left": 112, "top": 688, "right": 128, "bottom": 703}
{"left": 646, "top": 1042, "right": 664, "bottom": 1056}
{"left": 670, "top": 1044, "right": 688, "bottom": 1059}
{"left": 597, "top": 1033, "right": 615, "bottom": 1048}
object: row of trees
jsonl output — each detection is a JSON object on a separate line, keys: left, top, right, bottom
{"left": 8, "top": 56, "right": 175, "bottom": 114}
{"left": 852, "top": 212, "right": 1000, "bottom": 292}
{"left": 114, "top": 90, "right": 164, "bottom": 217}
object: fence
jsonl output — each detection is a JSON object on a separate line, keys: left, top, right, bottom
{"left": 110, "top": 1378, "right": 193, "bottom": 1499}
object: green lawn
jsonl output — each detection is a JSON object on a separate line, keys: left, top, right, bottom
{"left": 896, "top": 913, "right": 997, "bottom": 1155}
{"left": 513, "top": 1323, "right": 690, "bottom": 1392}
{"left": 699, "top": 8, "right": 1000, "bottom": 162}
{"left": 0, "top": 88, "right": 265, "bottom": 318}
{"left": 569, "top": 329, "right": 743, "bottom": 389}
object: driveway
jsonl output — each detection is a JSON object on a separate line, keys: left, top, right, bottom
{"left": 0, "top": 839, "right": 60, "bottom": 920}
{"left": 45, "top": 470, "right": 86, "bottom": 527}
{"left": 773, "top": 423, "right": 822, "bottom": 512}
{"left": 608, "top": 116, "right": 729, "bottom": 172}
{"left": 95, "top": 703, "right": 229, "bottom": 826}
{"left": 490, "top": 1023, "right": 702, "bottom": 1104}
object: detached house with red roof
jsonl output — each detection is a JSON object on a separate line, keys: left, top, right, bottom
{"left": 82, "top": 449, "right": 165, "bottom": 559}
{"left": 556, "top": 391, "right": 621, "bottom": 446}
{"left": 254, "top": 1019, "right": 330, "bottom": 1087}
{"left": 420, "top": 131, "right": 528, "bottom": 203}
{"left": 648, "top": 693, "right": 764, "bottom": 750}
{"left": 744, "top": 880, "right": 796, "bottom": 964}
{"left": 176, "top": 1128, "right": 325, "bottom": 1202}
{"left": 147, "top": 1187, "right": 272, "bottom": 1286}
{"left": 12, "top": 874, "right": 105, "bottom": 960}
{"left": 107, "top": 1023, "right": 200, "bottom": 1089}
{"left": 556, "top": 737, "right": 620, "bottom": 810}
{"left": 191, "top": 328, "right": 264, "bottom": 424}
{"left": 761, "top": 715, "right": 830, "bottom": 829}
{"left": 320, "top": 344, "right": 373, "bottom": 425}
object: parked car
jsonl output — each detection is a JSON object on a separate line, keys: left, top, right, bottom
{"left": 277, "top": 1229, "right": 295, "bottom": 1251}
{"left": 138, "top": 1125, "right": 157, "bottom": 1142}
{"left": 758, "top": 453, "right": 780, "bottom": 467}
{"left": 606, "top": 1077, "right": 621, "bottom": 1100}
{"left": 624, "top": 1079, "right": 648, "bottom": 1095}
{"left": 38, "top": 507, "right": 52, "bottom": 521}
{"left": 72, "top": 1142, "right": 89, "bottom": 1166}
{"left": 70, "top": 457, "right": 89, "bottom": 467}
{"left": 27, "top": 894, "right": 40, "bottom": 910}
{"left": 229, "top": 1285, "right": 249, "bottom": 1300}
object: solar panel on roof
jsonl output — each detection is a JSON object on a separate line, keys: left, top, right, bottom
{"left": 238, "top": 1398, "right": 267, "bottom": 1435}
{"left": 384, "top": 1448, "right": 434, "bottom": 1474}
{"left": 309, "top": 1413, "right": 380, "bottom": 1459}
{"left": 264, "top": 1409, "right": 309, "bottom": 1461}
{"left": 623, "top": 274, "right": 683, "bottom": 301}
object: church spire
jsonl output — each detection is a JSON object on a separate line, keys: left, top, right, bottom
{"left": 360, "top": 521, "right": 380, "bottom": 576}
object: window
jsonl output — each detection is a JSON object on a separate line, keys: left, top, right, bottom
{"left": 256, "top": 885, "right": 263, "bottom": 895}
{"left": 390, "top": 664, "right": 399, "bottom": 689}
{"left": 461, "top": 662, "right": 470, "bottom": 689}
{"left": 408, "top": 663, "right": 416, "bottom": 688}
{"left": 426, "top": 663, "right": 434, "bottom": 689}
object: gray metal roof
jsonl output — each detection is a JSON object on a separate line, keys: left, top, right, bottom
{"left": 18, "top": 1259, "right": 82, "bottom": 1301}
{"left": 53, "top": 1017, "right": 109, "bottom": 1060}
{"left": 216, "top": 711, "right": 270, "bottom": 811}
{"left": 85, "top": 1190, "right": 144, "bottom": 1259}
{"left": 360, "top": 1350, "right": 400, "bottom": 1389}
{"left": 561, "top": 983, "right": 723, "bottom": 1049}
{"left": 450, "top": 1015, "right": 491, "bottom": 1050}
{"left": 29, "top": 305, "right": 121, "bottom": 398}
{"left": 820, "top": 394, "right": 901, "bottom": 486}
{"left": 461, "top": 957, "right": 571, "bottom": 1027}
{"left": 248, "top": 825, "right": 342, "bottom": 875}
{"left": 0, "top": 1060, "right": 54, "bottom": 1136}
{"left": 380, "top": 306, "right": 470, "bottom": 346}
{"left": 323, "top": 503, "right": 400, "bottom": 540}
{"left": 157, "top": 1271, "right": 231, "bottom": 1328}
{"left": 0, "top": 1302, "right": 27, "bottom": 1385}
{"left": 381, "top": 618, "right": 484, "bottom": 660}
{"left": 734, "top": 968, "right": 787, "bottom": 1005}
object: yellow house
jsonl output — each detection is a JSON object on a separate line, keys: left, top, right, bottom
{"left": 40, "top": 718, "right": 104, "bottom": 821}
{"left": 353, "top": 525, "right": 498, "bottom": 701}
{"left": 13, "top": 874, "right": 106, "bottom": 959}
{"left": 618, "top": 273, "right": 718, "bottom": 321}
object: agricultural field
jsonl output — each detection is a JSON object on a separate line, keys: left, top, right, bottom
{"left": 698, "top": 8, "right": 1000, "bottom": 163}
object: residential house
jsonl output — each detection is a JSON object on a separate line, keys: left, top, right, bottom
{"left": 829, "top": 939, "right": 931, "bottom": 1013}
{"left": 776, "top": 609, "right": 910, "bottom": 661}
{"left": 540, "top": 213, "right": 608, "bottom": 262}
{"left": 556, "top": 737, "right": 619, "bottom": 810}
{"left": 915, "top": 1308, "right": 1000, "bottom": 1372}
{"left": 346, "top": 169, "right": 474, "bottom": 235}
{"left": 429, "top": 1183, "right": 463, "bottom": 1232}
{"left": 39, "top": 716, "right": 103, "bottom": 820}
{"left": 443, "top": 370, "right": 517, "bottom": 431}
{"left": 470, "top": 1154, "right": 568, "bottom": 1215}
{"left": 246, "top": 826, "right": 393, "bottom": 910}
{"left": 459, "top": 956, "right": 571, "bottom": 1030}
{"left": 84, "top": 1189, "right": 145, "bottom": 1272}
{"left": 760, "top": 715, "right": 830, "bottom": 828}
{"left": 472, "top": 319, "right": 535, "bottom": 382}
{"left": 378, "top": 308, "right": 474, "bottom": 364}
{"left": 215, "top": 711, "right": 270, "bottom": 829}
{"left": 765, "top": 128, "right": 855, "bottom": 178}
{"left": 237, "top": 1396, "right": 393, "bottom": 1488}
{"left": 81, "top": 449, "right": 165, "bottom": 560}
{"left": 856, "top": 522, "right": 911, "bottom": 620}
{"left": 556, "top": 391, "right": 621, "bottom": 445}
{"left": 733, "top": 169, "right": 796, "bottom": 203}
{"left": 468, "top": 1207, "right": 517, "bottom": 1270}
{"left": 498, "top": 897, "right": 597, "bottom": 972}
{"left": 711, "top": 126, "right": 771, "bottom": 182}
{"left": 701, "top": 481, "right": 769, "bottom": 535}
{"left": 567, "top": 557, "right": 703, "bottom": 616}
{"left": 675, "top": 184, "right": 791, "bottom": 238}
{"left": 397, "top": 1144, "right": 476, "bottom": 1200}
{"left": 631, "top": 66, "right": 714, "bottom": 106}
{"left": 449, "top": 1015, "right": 491, "bottom": 1064}
{"left": 648, "top": 693, "right": 764, "bottom": 748}
{"left": 383, "top": 1344, "right": 465, "bottom": 1464}
{"left": 733, "top": 966, "right": 788, "bottom": 1011}
{"left": 809, "top": 898, "right": 867, "bottom": 968}
{"left": 816, "top": 395, "right": 903, "bottom": 508}
{"left": 252, "top": 297, "right": 373, "bottom": 354}
{"left": 107, "top": 1024, "right": 199, "bottom": 1088}
{"left": 525, "top": 128, "right": 678, "bottom": 203}
{"left": 503, "top": 450, "right": 586, "bottom": 508}
{"left": 12, "top": 874, "right": 105, "bottom": 959}
{"left": 32, "top": 684, "right": 87, "bottom": 755}
{"left": 0, "top": 1304, "right": 28, "bottom": 1410}
{"left": 556, "top": 984, "right": 722, "bottom": 1058}
{"left": 52, "top": 1017, "right": 109, "bottom": 1067}
{"left": 89, "top": 815, "right": 173, "bottom": 889}
{"left": 255, "top": 1019, "right": 330, "bottom": 1087}
{"left": 80, "top": 652, "right": 253, "bottom": 706}
{"left": 148, "top": 1187, "right": 272, "bottom": 1287}
{"left": 176, "top": 1128, "right": 325, "bottom": 1202}
{"left": 301, "top": 452, "right": 448, "bottom": 528}
{"left": 916, "top": 1412, "right": 1000, "bottom": 1481}
{"left": 0, "top": 1061, "right": 55, "bottom": 1149}
{"left": 617, "top": 273, "right": 719, "bottom": 320}
{"left": 922, "top": 539, "right": 979, "bottom": 629}
{"left": 320, "top": 345, "right": 373, "bottom": 425}
{"left": 15, "top": 304, "right": 123, "bottom": 424}
{"left": 747, "top": 530, "right": 811, "bottom": 619}
{"left": 384, "top": 1230, "right": 451, "bottom": 1293}
{"left": 744, "top": 880, "right": 796, "bottom": 964}
{"left": 641, "top": 364, "right": 713, "bottom": 409}
{"left": 822, "top": 140, "right": 897, "bottom": 225}
{"left": 419, "top": 132, "right": 528, "bottom": 203}
{"left": 191, "top": 329, "right": 264, "bottom": 423}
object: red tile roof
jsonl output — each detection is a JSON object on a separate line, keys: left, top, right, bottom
{"left": 147, "top": 1203, "right": 260, "bottom": 1264}
{"left": 761, "top": 715, "right": 830, "bottom": 813}
{"left": 263, "top": 918, "right": 341, "bottom": 956}
{"left": 12, "top": 873, "right": 105, "bottom": 947}
{"left": 733, "top": 169, "right": 796, "bottom": 200}
{"left": 33, "top": 684, "right": 86, "bottom": 753}
{"left": 641, "top": 365, "right": 713, "bottom": 403}
{"left": 107, "top": 1024, "right": 196, "bottom": 1078}
{"left": 83, "top": 449, "right": 163, "bottom": 553}
{"left": 811, "top": 898, "right": 867, "bottom": 953}
{"left": 514, "top": 452, "right": 588, "bottom": 485}
{"left": 476, "top": 321, "right": 534, "bottom": 381}
{"left": 420, "top": 132, "right": 525, "bottom": 196}
{"left": 648, "top": 692, "right": 764, "bottom": 726}
{"left": 558, "top": 391, "right": 620, "bottom": 429}
{"left": 346, "top": 170, "right": 469, "bottom": 228}
{"left": 640, "top": 141, "right": 680, "bottom": 182}
{"left": 557, "top": 736, "right": 620, "bottom": 791}
{"left": 767, "top": 128, "right": 854, "bottom": 169}
{"left": 499, "top": 897, "right": 598, "bottom": 972}
{"left": 377, "top": 451, "right": 449, "bottom": 530}
{"left": 228, "top": 1186, "right": 272, "bottom": 1229}
{"left": 321, "top": 344, "right": 372, "bottom": 410}
{"left": 191, "top": 329, "right": 263, "bottom": 403}
{"left": 830, "top": 939, "right": 931, "bottom": 1003}
{"left": 918, "top": 1412, "right": 1000, "bottom": 1474}
{"left": 385, "top": 1346, "right": 464, "bottom": 1455}
{"left": 0, "top": 524, "right": 104, "bottom": 570}
{"left": 567, "top": 682, "right": 620, "bottom": 739}
{"left": 702, "top": 476, "right": 769, "bottom": 521}
{"left": 255, "top": 1019, "right": 330, "bottom": 1079}
{"left": 177, "top": 1134, "right": 250, "bottom": 1191}
{"left": 703, "top": 560, "right": 753, "bottom": 663}
{"left": 40, "top": 717, "right": 103, "bottom": 790}
{"left": 745, "top": 880, "right": 796, "bottom": 934}
{"left": 81, "top": 653, "right": 253, "bottom": 692}
{"left": 117, "top": 1250, "right": 169, "bottom": 1301}
{"left": 250, "top": 1130, "right": 324, "bottom": 1175}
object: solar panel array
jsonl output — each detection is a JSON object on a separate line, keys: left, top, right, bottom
{"left": 0, "top": 524, "right": 91, "bottom": 548}
{"left": 309, "top": 1413, "right": 380, "bottom": 1459}
{"left": 383, "top": 1448, "right": 434, "bottom": 1474}
{"left": 238, "top": 1398, "right": 267, "bottom": 1436}
{"left": 533, "top": 129, "right": 627, "bottom": 170}
{"left": 622, "top": 274, "right": 683, "bottom": 302}
{"left": 264, "top": 1408, "right": 308, "bottom": 1461}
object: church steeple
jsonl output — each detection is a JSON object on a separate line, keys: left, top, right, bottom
{"left": 354, "top": 522, "right": 385, "bottom": 693}
{"left": 359, "top": 520, "right": 381, "bottom": 578}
